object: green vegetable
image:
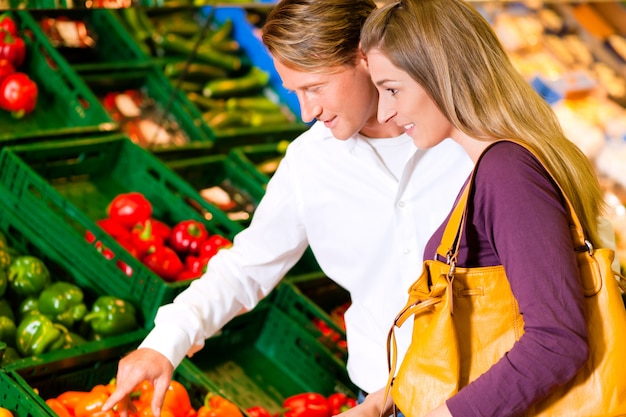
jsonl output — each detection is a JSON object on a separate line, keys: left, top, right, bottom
{"left": 0, "top": 241, "right": 11, "bottom": 271}
{"left": 164, "top": 61, "right": 228, "bottom": 81}
{"left": 83, "top": 296, "right": 138, "bottom": 338}
{"left": 202, "top": 67, "right": 270, "bottom": 98}
{"left": 226, "top": 96, "right": 282, "bottom": 113}
{"left": 0, "top": 315, "right": 16, "bottom": 347}
{"left": 0, "top": 267, "right": 6, "bottom": 297}
{"left": 15, "top": 312, "right": 67, "bottom": 356}
{"left": 1, "top": 344, "right": 20, "bottom": 366}
{"left": 0, "top": 298, "right": 13, "bottom": 321}
{"left": 152, "top": 32, "right": 242, "bottom": 71}
{"left": 17, "top": 296, "right": 38, "bottom": 320}
{"left": 8, "top": 256, "right": 51, "bottom": 298}
{"left": 38, "top": 282, "right": 87, "bottom": 328}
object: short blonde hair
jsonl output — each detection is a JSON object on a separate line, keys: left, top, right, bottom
{"left": 262, "top": 0, "right": 376, "bottom": 73}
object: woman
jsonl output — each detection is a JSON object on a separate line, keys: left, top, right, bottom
{"left": 359, "top": 0, "right": 604, "bottom": 416}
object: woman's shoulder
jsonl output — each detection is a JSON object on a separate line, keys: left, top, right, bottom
{"left": 477, "top": 141, "right": 545, "bottom": 178}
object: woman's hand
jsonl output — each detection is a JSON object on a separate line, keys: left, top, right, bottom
{"left": 101, "top": 348, "right": 174, "bottom": 417}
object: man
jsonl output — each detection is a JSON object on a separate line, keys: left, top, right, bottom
{"left": 103, "top": 1, "right": 473, "bottom": 415}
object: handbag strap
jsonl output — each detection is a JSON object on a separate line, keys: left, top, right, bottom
{"left": 436, "top": 139, "right": 589, "bottom": 264}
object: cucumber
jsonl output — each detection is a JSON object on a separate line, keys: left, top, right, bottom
{"left": 226, "top": 96, "right": 282, "bottom": 112}
{"left": 153, "top": 32, "right": 242, "bottom": 71}
{"left": 164, "top": 61, "right": 229, "bottom": 80}
{"left": 205, "top": 110, "right": 248, "bottom": 129}
{"left": 188, "top": 92, "right": 225, "bottom": 111}
{"left": 203, "top": 67, "right": 270, "bottom": 98}
{"left": 207, "top": 18, "right": 233, "bottom": 45}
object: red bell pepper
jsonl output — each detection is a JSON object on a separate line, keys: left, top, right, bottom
{"left": 198, "top": 234, "right": 232, "bottom": 259}
{"left": 326, "top": 393, "right": 356, "bottom": 415}
{"left": 0, "top": 13, "right": 18, "bottom": 37}
{"left": 96, "top": 217, "right": 132, "bottom": 242}
{"left": 143, "top": 245, "right": 184, "bottom": 281}
{"left": 247, "top": 406, "right": 274, "bottom": 417}
{"left": 283, "top": 393, "right": 331, "bottom": 417}
{"left": 0, "top": 58, "right": 15, "bottom": 83}
{"left": 0, "top": 72, "right": 37, "bottom": 118}
{"left": 131, "top": 219, "right": 165, "bottom": 258}
{"left": 169, "top": 219, "right": 209, "bottom": 255}
{"left": 107, "top": 192, "right": 153, "bottom": 230}
{"left": 136, "top": 217, "right": 172, "bottom": 240}
{"left": 0, "top": 30, "right": 25, "bottom": 68}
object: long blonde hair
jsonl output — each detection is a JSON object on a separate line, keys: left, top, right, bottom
{"left": 361, "top": 0, "right": 605, "bottom": 246}
{"left": 261, "top": 0, "right": 376, "bottom": 73}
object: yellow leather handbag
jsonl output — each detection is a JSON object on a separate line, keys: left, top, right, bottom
{"left": 386, "top": 141, "right": 626, "bottom": 417}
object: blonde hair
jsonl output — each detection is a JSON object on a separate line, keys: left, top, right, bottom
{"left": 261, "top": 0, "right": 376, "bottom": 73}
{"left": 361, "top": 0, "right": 605, "bottom": 246}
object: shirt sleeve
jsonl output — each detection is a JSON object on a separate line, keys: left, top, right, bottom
{"left": 139, "top": 149, "right": 310, "bottom": 367}
{"left": 446, "top": 142, "right": 589, "bottom": 417}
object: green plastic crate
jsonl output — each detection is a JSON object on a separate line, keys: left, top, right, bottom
{"left": 165, "top": 153, "right": 266, "bottom": 227}
{"left": 0, "top": 11, "right": 116, "bottom": 146}
{"left": 165, "top": 152, "right": 320, "bottom": 276}
{"left": 0, "top": 183, "right": 151, "bottom": 367}
{"left": 0, "top": 368, "right": 49, "bottom": 417}
{"left": 189, "top": 303, "right": 356, "bottom": 415}
{"left": 3, "top": 331, "right": 221, "bottom": 416}
{"left": 0, "top": 133, "right": 244, "bottom": 325}
{"left": 80, "top": 66, "right": 217, "bottom": 159}
{"left": 22, "top": 9, "right": 152, "bottom": 73}
{"left": 274, "top": 273, "right": 350, "bottom": 362}
{"left": 228, "top": 141, "right": 290, "bottom": 185}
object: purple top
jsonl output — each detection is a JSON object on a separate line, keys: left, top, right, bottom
{"left": 423, "top": 142, "right": 589, "bottom": 417}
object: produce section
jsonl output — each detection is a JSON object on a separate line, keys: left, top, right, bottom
{"left": 2, "top": 2, "right": 626, "bottom": 416}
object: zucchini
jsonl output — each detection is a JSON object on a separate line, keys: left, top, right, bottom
{"left": 153, "top": 32, "right": 242, "bottom": 71}
{"left": 205, "top": 110, "right": 248, "bottom": 129}
{"left": 249, "top": 111, "right": 291, "bottom": 127}
{"left": 203, "top": 67, "right": 270, "bottom": 98}
{"left": 188, "top": 92, "right": 225, "bottom": 111}
{"left": 226, "top": 96, "right": 282, "bottom": 112}
{"left": 164, "top": 61, "right": 229, "bottom": 80}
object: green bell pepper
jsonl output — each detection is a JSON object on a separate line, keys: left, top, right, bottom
{"left": 0, "top": 245, "right": 10, "bottom": 279}
{"left": 83, "top": 296, "right": 138, "bottom": 338}
{"left": 15, "top": 312, "right": 68, "bottom": 356}
{"left": 0, "top": 267, "right": 6, "bottom": 297}
{"left": 0, "top": 298, "right": 14, "bottom": 321}
{"left": 38, "top": 282, "right": 87, "bottom": 328}
{"left": 1, "top": 345, "right": 21, "bottom": 366}
{"left": 0, "top": 315, "right": 16, "bottom": 347}
{"left": 8, "top": 256, "right": 51, "bottom": 298}
{"left": 63, "top": 330, "right": 87, "bottom": 349}
{"left": 17, "top": 296, "right": 38, "bottom": 320}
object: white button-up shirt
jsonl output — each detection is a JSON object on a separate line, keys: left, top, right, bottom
{"left": 140, "top": 121, "right": 474, "bottom": 394}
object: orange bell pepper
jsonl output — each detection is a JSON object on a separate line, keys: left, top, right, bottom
{"left": 45, "top": 398, "right": 72, "bottom": 417}
{"left": 56, "top": 391, "right": 89, "bottom": 415}
{"left": 74, "top": 391, "right": 110, "bottom": 417}
{"left": 197, "top": 394, "right": 243, "bottom": 417}
{"left": 162, "top": 380, "right": 194, "bottom": 417}
{"left": 136, "top": 404, "right": 176, "bottom": 417}
{"left": 0, "top": 407, "right": 14, "bottom": 417}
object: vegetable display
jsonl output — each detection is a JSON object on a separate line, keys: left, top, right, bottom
{"left": 0, "top": 13, "right": 39, "bottom": 117}
{"left": 0, "top": 231, "right": 139, "bottom": 365}
{"left": 44, "top": 379, "right": 238, "bottom": 417}
{"left": 88, "top": 192, "right": 232, "bottom": 282}
{"left": 117, "top": 8, "right": 295, "bottom": 134}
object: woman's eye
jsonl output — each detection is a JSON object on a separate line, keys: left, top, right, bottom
{"left": 388, "top": 88, "right": 398, "bottom": 96}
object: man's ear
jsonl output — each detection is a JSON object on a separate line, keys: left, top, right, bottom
{"left": 356, "top": 42, "right": 368, "bottom": 66}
